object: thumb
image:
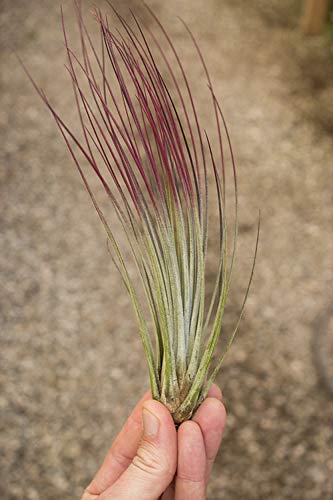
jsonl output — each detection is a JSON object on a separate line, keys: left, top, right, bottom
{"left": 102, "top": 400, "right": 177, "bottom": 500}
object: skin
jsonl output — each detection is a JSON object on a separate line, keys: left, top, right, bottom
{"left": 81, "top": 384, "right": 226, "bottom": 500}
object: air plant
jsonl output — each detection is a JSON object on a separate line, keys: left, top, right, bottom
{"left": 24, "top": 1, "right": 259, "bottom": 424}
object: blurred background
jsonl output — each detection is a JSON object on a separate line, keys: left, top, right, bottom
{"left": 1, "top": 0, "right": 333, "bottom": 499}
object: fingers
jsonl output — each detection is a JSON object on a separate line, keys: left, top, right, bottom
{"left": 192, "top": 397, "right": 226, "bottom": 484}
{"left": 174, "top": 386, "right": 225, "bottom": 500}
{"left": 162, "top": 384, "right": 222, "bottom": 500}
{"left": 85, "top": 390, "right": 151, "bottom": 496}
{"left": 206, "top": 383, "right": 223, "bottom": 401}
{"left": 103, "top": 399, "right": 177, "bottom": 500}
{"left": 175, "top": 421, "right": 206, "bottom": 499}
{"left": 84, "top": 384, "right": 225, "bottom": 500}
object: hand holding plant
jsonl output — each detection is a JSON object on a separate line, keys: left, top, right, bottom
{"left": 82, "top": 384, "right": 226, "bottom": 500}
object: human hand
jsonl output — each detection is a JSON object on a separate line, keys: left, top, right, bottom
{"left": 81, "top": 384, "right": 226, "bottom": 500}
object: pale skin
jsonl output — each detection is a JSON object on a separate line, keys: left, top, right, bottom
{"left": 81, "top": 384, "right": 226, "bottom": 500}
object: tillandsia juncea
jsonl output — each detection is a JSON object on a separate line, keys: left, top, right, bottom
{"left": 24, "top": 1, "right": 259, "bottom": 424}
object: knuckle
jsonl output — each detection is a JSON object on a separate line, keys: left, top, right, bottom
{"left": 111, "top": 448, "right": 133, "bottom": 469}
{"left": 132, "top": 442, "right": 172, "bottom": 480}
{"left": 177, "top": 470, "right": 205, "bottom": 484}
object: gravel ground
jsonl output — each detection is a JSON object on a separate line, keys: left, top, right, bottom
{"left": 1, "top": 1, "right": 333, "bottom": 499}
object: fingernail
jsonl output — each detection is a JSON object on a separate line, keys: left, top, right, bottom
{"left": 142, "top": 407, "right": 160, "bottom": 437}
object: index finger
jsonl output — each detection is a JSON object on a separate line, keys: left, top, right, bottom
{"left": 192, "top": 394, "right": 226, "bottom": 484}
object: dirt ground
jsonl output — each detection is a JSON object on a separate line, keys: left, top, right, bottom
{"left": 1, "top": 1, "right": 333, "bottom": 499}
